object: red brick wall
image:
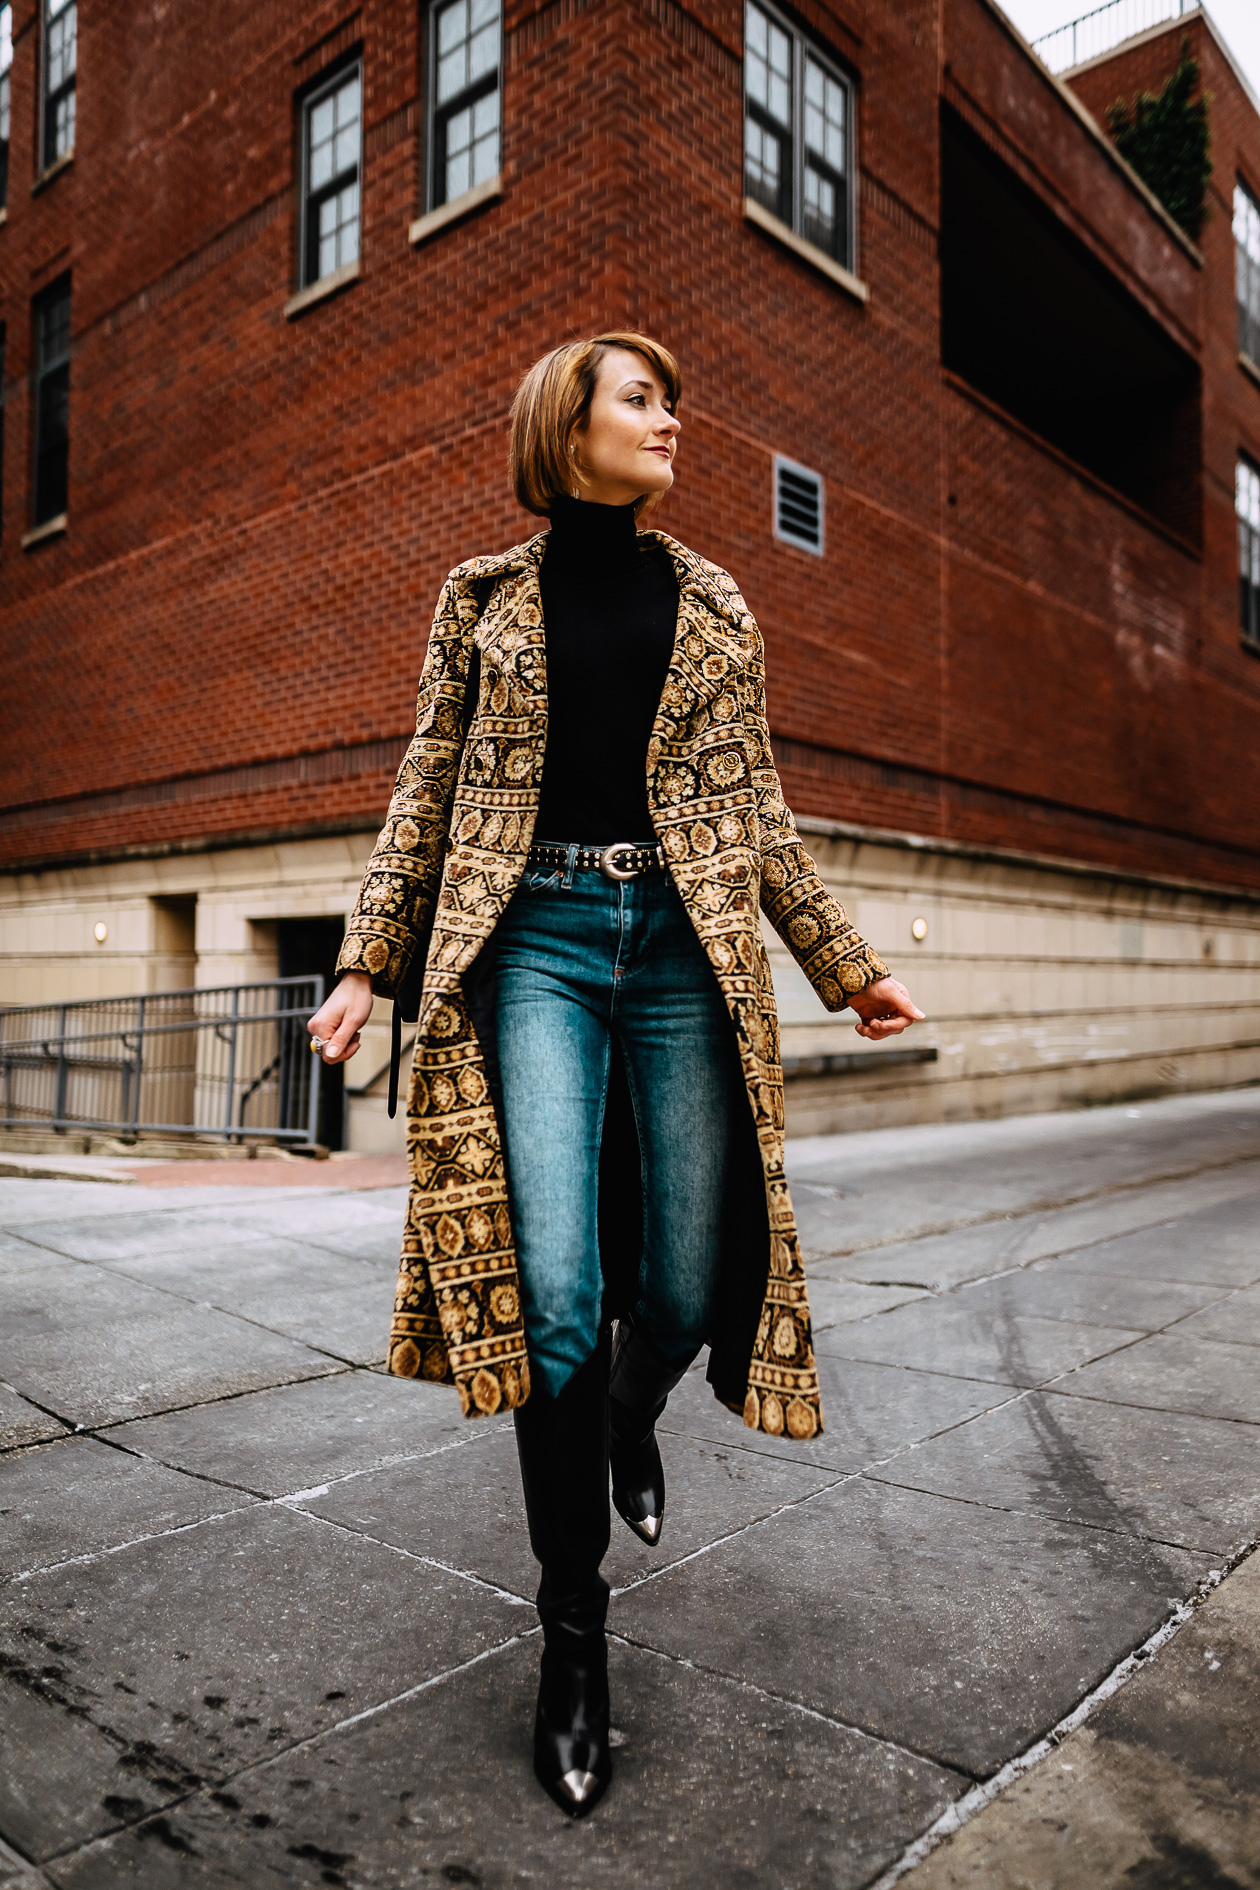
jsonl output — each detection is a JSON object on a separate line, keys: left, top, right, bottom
{"left": 1, "top": 0, "right": 1258, "bottom": 890}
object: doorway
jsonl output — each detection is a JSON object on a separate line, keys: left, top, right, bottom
{"left": 277, "top": 917, "right": 347, "bottom": 1151}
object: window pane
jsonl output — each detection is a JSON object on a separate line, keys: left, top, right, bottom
{"left": 436, "top": 0, "right": 500, "bottom": 102}
{"left": 1, "top": 5, "right": 12, "bottom": 75}
{"left": 1238, "top": 459, "right": 1260, "bottom": 533}
{"left": 47, "top": 2, "right": 75, "bottom": 88}
{"left": 804, "top": 55, "right": 845, "bottom": 172}
{"left": 1234, "top": 182, "right": 1260, "bottom": 266}
{"left": 745, "top": 1, "right": 791, "bottom": 128}
{"left": 34, "top": 282, "right": 70, "bottom": 526}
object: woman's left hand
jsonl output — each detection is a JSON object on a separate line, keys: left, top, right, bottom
{"left": 848, "top": 976, "right": 925, "bottom": 1040}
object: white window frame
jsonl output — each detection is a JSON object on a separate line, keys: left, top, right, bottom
{"left": 1, "top": 4, "right": 12, "bottom": 209}
{"left": 298, "top": 60, "right": 364, "bottom": 292}
{"left": 425, "top": 0, "right": 504, "bottom": 215}
{"left": 744, "top": 0, "right": 856, "bottom": 275}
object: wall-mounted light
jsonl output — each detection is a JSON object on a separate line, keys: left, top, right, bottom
{"left": 93, "top": 922, "right": 108, "bottom": 944}
{"left": 911, "top": 917, "right": 928, "bottom": 942}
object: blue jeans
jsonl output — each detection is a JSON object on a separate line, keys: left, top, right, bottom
{"left": 490, "top": 859, "right": 746, "bottom": 1400}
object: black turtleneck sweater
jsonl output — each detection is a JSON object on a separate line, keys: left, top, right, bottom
{"left": 535, "top": 495, "right": 680, "bottom": 843}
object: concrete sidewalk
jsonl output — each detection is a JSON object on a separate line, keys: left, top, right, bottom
{"left": 0, "top": 1088, "right": 1257, "bottom": 1888}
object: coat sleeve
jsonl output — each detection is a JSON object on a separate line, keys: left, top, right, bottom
{"left": 335, "top": 573, "right": 478, "bottom": 1002}
{"left": 741, "top": 620, "right": 890, "bottom": 1014}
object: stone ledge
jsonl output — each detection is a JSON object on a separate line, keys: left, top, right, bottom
{"left": 31, "top": 150, "right": 74, "bottom": 195}
{"left": 409, "top": 175, "right": 502, "bottom": 247}
{"left": 743, "top": 197, "right": 868, "bottom": 304}
{"left": 21, "top": 513, "right": 68, "bottom": 550}
{"left": 283, "top": 259, "right": 360, "bottom": 320}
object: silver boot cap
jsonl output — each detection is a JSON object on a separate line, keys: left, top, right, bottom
{"left": 558, "top": 1768, "right": 600, "bottom": 1805}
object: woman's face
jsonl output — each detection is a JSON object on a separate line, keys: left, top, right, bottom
{"left": 571, "top": 348, "right": 681, "bottom": 508}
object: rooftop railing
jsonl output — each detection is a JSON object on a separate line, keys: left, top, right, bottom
{"left": 1031, "top": 0, "right": 1193, "bottom": 74}
{"left": 0, "top": 977, "right": 324, "bottom": 1145}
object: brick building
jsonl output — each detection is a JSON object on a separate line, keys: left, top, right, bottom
{"left": 0, "top": 0, "right": 1258, "bottom": 1146}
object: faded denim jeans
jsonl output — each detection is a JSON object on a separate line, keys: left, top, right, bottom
{"left": 489, "top": 857, "right": 746, "bottom": 1400}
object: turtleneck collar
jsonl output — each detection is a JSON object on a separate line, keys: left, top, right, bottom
{"left": 545, "top": 493, "right": 640, "bottom": 580}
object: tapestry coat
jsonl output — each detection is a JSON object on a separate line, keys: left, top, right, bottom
{"left": 336, "top": 528, "right": 889, "bottom": 1440}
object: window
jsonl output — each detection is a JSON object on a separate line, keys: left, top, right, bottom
{"left": 744, "top": 0, "right": 854, "bottom": 268}
{"left": 1239, "top": 458, "right": 1260, "bottom": 650}
{"left": 33, "top": 278, "right": 70, "bottom": 526}
{"left": 428, "top": 0, "right": 501, "bottom": 210}
{"left": 300, "top": 63, "right": 362, "bottom": 289}
{"left": 774, "top": 455, "right": 824, "bottom": 554}
{"left": 42, "top": 0, "right": 76, "bottom": 171}
{"left": 1235, "top": 181, "right": 1260, "bottom": 367}
{"left": 1, "top": 5, "right": 12, "bottom": 207}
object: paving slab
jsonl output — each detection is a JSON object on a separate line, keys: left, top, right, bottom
{"left": 663, "top": 1354, "right": 1017, "bottom": 1473}
{"left": 0, "top": 1502, "right": 525, "bottom": 1862}
{"left": 613, "top": 1476, "right": 1209, "bottom": 1778}
{"left": 0, "top": 1254, "right": 341, "bottom": 1429}
{"left": 951, "top": 1261, "right": 1227, "bottom": 1334}
{"left": 48, "top": 1633, "right": 964, "bottom": 1890}
{"left": 101, "top": 1238, "right": 395, "bottom": 1366}
{"left": 1058, "top": 1332, "right": 1260, "bottom": 1426}
{"left": 805, "top": 1276, "right": 934, "bottom": 1328}
{"left": 4, "top": 1208, "right": 279, "bottom": 1263}
{"left": 98, "top": 1368, "right": 492, "bottom": 1498}
{"left": 0, "top": 1180, "right": 320, "bottom": 1226}
{"left": 1050, "top": 1192, "right": 1260, "bottom": 1288}
{"left": 805, "top": 1164, "right": 1260, "bottom": 1286}
{"left": 877, "top": 1390, "right": 1260, "bottom": 1556}
{"left": 814, "top": 1298, "right": 1143, "bottom": 1388}
{"left": 0, "top": 1383, "right": 66, "bottom": 1454}
{"left": 0, "top": 1435, "right": 257, "bottom": 1580}
{"left": 299, "top": 1421, "right": 842, "bottom": 1602}
{"left": 786, "top": 1094, "right": 1260, "bottom": 1254}
{"left": 1173, "top": 1280, "right": 1260, "bottom": 1348}
{"left": 904, "top": 1546, "right": 1260, "bottom": 1890}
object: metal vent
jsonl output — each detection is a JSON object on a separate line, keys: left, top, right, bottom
{"left": 773, "top": 455, "right": 825, "bottom": 555}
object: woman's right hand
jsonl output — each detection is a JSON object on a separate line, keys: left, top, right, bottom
{"left": 307, "top": 971, "right": 374, "bottom": 1062}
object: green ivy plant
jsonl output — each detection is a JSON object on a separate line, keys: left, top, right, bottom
{"left": 1106, "top": 40, "right": 1213, "bottom": 239}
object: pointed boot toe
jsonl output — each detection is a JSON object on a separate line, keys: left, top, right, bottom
{"left": 610, "top": 1437, "right": 665, "bottom": 1546}
{"left": 533, "top": 1630, "right": 612, "bottom": 1819}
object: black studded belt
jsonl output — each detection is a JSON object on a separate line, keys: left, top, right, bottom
{"left": 528, "top": 840, "right": 666, "bottom": 880}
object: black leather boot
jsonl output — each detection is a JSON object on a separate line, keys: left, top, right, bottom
{"left": 608, "top": 1320, "right": 692, "bottom": 1548}
{"left": 514, "top": 1335, "right": 612, "bottom": 1816}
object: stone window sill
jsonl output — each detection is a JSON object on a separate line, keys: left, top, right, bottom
{"left": 1240, "top": 351, "right": 1260, "bottom": 394}
{"left": 0, "top": 207, "right": 7, "bottom": 227}
{"left": 22, "top": 513, "right": 67, "bottom": 550}
{"left": 742, "top": 198, "right": 868, "bottom": 305}
{"left": 284, "top": 259, "right": 361, "bottom": 321}
{"left": 32, "top": 152, "right": 75, "bottom": 196}
{"left": 409, "top": 175, "right": 502, "bottom": 248}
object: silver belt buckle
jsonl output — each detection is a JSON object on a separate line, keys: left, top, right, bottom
{"left": 600, "top": 842, "right": 640, "bottom": 881}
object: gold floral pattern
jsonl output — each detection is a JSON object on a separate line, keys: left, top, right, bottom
{"left": 338, "top": 530, "right": 888, "bottom": 1436}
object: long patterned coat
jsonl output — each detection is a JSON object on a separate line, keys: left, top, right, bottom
{"left": 337, "top": 528, "right": 888, "bottom": 1439}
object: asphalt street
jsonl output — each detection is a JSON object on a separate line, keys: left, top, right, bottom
{"left": 1, "top": 1086, "right": 1258, "bottom": 1888}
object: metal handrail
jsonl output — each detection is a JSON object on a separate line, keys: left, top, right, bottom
{"left": 0, "top": 976, "right": 323, "bottom": 1144}
{"left": 1031, "top": 0, "right": 1191, "bottom": 74}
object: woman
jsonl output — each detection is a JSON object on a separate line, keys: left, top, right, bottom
{"left": 308, "top": 332, "right": 923, "bottom": 1817}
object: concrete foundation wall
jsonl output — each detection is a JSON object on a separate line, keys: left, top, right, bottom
{"left": 2, "top": 819, "right": 1257, "bottom": 1149}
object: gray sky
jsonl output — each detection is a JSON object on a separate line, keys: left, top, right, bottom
{"left": 1000, "top": 1, "right": 1260, "bottom": 102}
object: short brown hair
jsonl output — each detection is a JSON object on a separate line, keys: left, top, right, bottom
{"left": 509, "top": 332, "right": 683, "bottom": 518}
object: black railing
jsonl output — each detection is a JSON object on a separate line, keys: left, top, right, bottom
{"left": 0, "top": 977, "right": 323, "bottom": 1144}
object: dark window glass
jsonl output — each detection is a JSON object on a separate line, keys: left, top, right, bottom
{"left": 301, "top": 64, "right": 361, "bottom": 288}
{"left": 33, "top": 278, "right": 70, "bottom": 526}
{"left": 744, "top": 0, "right": 854, "bottom": 268}
{"left": 1235, "top": 182, "right": 1260, "bottom": 367}
{"left": 1, "top": 5, "right": 12, "bottom": 208}
{"left": 1239, "top": 458, "right": 1260, "bottom": 649}
{"left": 42, "top": 0, "right": 76, "bottom": 170}
{"left": 429, "top": 0, "right": 500, "bottom": 209}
